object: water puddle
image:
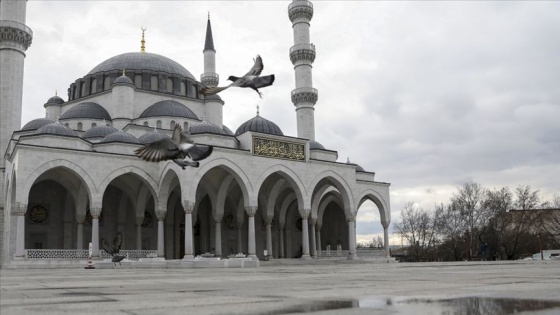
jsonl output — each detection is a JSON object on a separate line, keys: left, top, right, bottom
{"left": 267, "top": 297, "right": 560, "bottom": 314}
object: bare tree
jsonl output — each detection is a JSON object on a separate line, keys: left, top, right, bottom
{"left": 451, "top": 182, "right": 489, "bottom": 259}
{"left": 484, "top": 186, "right": 513, "bottom": 259}
{"left": 538, "top": 194, "right": 560, "bottom": 248}
{"left": 437, "top": 203, "right": 467, "bottom": 261}
{"left": 394, "top": 202, "right": 438, "bottom": 261}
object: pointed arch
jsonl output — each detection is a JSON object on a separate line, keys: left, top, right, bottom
{"left": 356, "top": 189, "right": 390, "bottom": 223}
{"left": 98, "top": 166, "right": 158, "bottom": 203}
{"left": 308, "top": 170, "right": 355, "bottom": 217}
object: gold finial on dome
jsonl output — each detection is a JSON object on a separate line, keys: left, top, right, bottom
{"left": 55, "top": 90, "right": 57, "bottom": 96}
{"left": 256, "top": 105, "right": 260, "bottom": 116}
{"left": 122, "top": 68, "right": 126, "bottom": 76}
{"left": 208, "top": 11, "right": 210, "bottom": 20}
{"left": 141, "top": 27, "right": 147, "bottom": 53}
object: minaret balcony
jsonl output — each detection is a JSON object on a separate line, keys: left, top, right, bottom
{"left": 288, "top": 1, "right": 314, "bottom": 23}
{"left": 0, "top": 20, "right": 33, "bottom": 50}
{"left": 200, "top": 72, "right": 219, "bottom": 87}
{"left": 290, "top": 44, "right": 316, "bottom": 64}
{"left": 291, "top": 87, "right": 318, "bottom": 105}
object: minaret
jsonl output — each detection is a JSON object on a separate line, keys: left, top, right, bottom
{"left": 201, "top": 13, "right": 223, "bottom": 127}
{"left": 200, "top": 13, "right": 218, "bottom": 88}
{"left": 288, "top": 0, "right": 318, "bottom": 140}
{"left": 0, "top": 0, "right": 33, "bottom": 166}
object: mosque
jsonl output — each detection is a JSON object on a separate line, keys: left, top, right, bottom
{"left": 0, "top": 0, "right": 391, "bottom": 267}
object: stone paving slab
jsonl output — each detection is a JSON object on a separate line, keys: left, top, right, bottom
{"left": 1, "top": 260, "right": 559, "bottom": 314}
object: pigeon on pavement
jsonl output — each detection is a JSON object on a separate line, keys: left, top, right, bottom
{"left": 135, "top": 124, "right": 213, "bottom": 169}
{"left": 200, "top": 55, "right": 275, "bottom": 98}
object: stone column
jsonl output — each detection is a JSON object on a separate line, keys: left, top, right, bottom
{"left": 155, "top": 210, "right": 165, "bottom": 257}
{"left": 265, "top": 218, "right": 273, "bottom": 259}
{"left": 136, "top": 216, "right": 144, "bottom": 250}
{"left": 215, "top": 220, "right": 222, "bottom": 257}
{"left": 279, "top": 226, "right": 285, "bottom": 259}
{"left": 347, "top": 214, "right": 358, "bottom": 260}
{"left": 300, "top": 209, "right": 311, "bottom": 259}
{"left": 382, "top": 220, "right": 390, "bottom": 258}
{"left": 183, "top": 201, "right": 194, "bottom": 259}
{"left": 316, "top": 223, "right": 322, "bottom": 253}
{"left": 245, "top": 206, "right": 257, "bottom": 259}
{"left": 14, "top": 203, "right": 27, "bottom": 259}
{"left": 90, "top": 207, "right": 102, "bottom": 258}
{"left": 309, "top": 218, "right": 317, "bottom": 258}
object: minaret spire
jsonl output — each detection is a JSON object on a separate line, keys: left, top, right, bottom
{"left": 204, "top": 12, "right": 215, "bottom": 52}
{"left": 201, "top": 14, "right": 218, "bottom": 87}
{"left": 288, "top": 0, "right": 318, "bottom": 140}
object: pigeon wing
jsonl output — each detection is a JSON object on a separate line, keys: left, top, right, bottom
{"left": 200, "top": 84, "right": 232, "bottom": 96}
{"left": 135, "top": 138, "right": 181, "bottom": 162}
{"left": 101, "top": 238, "right": 114, "bottom": 256}
{"left": 171, "top": 124, "right": 183, "bottom": 144}
{"left": 252, "top": 74, "right": 275, "bottom": 89}
{"left": 186, "top": 145, "right": 213, "bottom": 161}
{"left": 244, "top": 55, "right": 264, "bottom": 77}
{"left": 113, "top": 232, "right": 122, "bottom": 254}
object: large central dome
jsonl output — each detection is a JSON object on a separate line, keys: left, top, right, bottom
{"left": 88, "top": 52, "right": 195, "bottom": 79}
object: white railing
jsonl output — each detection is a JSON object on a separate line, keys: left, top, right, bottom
{"left": 356, "top": 248, "right": 386, "bottom": 258}
{"left": 26, "top": 249, "right": 158, "bottom": 260}
{"left": 316, "top": 248, "right": 386, "bottom": 259}
{"left": 317, "top": 249, "right": 351, "bottom": 259}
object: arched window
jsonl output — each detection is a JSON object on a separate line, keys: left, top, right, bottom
{"left": 170, "top": 120, "right": 175, "bottom": 129}
{"left": 190, "top": 85, "right": 196, "bottom": 98}
{"left": 183, "top": 122, "right": 189, "bottom": 130}
{"left": 77, "top": 122, "right": 83, "bottom": 131}
{"left": 80, "top": 82, "right": 86, "bottom": 97}
{"left": 64, "top": 123, "right": 70, "bottom": 127}
{"left": 104, "top": 76, "right": 111, "bottom": 90}
{"left": 135, "top": 75, "right": 142, "bottom": 89}
{"left": 180, "top": 82, "right": 186, "bottom": 95}
{"left": 151, "top": 76, "right": 159, "bottom": 91}
{"left": 143, "top": 121, "right": 149, "bottom": 127}
{"left": 156, "top": 120, "right": 162, "bottom": 129}
{"left": 167, "top": 78, "right": 173, "bottom": 93}
{"left": 91, "top": 78, "right": 97, "bottom": 94}
{"left": 91, "top": 123, "right": 97, "bottom": 128}
{"left": 74, "top": 86, "right": 79, "bottom": 99}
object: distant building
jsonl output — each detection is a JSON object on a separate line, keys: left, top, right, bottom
{"left": 0, "top": 1, "right": 391, "bottom": 267}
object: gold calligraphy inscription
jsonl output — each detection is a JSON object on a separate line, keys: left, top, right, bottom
{"left": 253, "top": 136, "right": 305, "bottom": 161}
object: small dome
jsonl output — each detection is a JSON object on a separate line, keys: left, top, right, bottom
{"left": 101, "top": 131, "right": 139, "bottom": 144}
{"left": 309, "top": 140, "right": 326, "bottom": 150}
{"left": 82, "top": 125, "right": 118, "bottom": 140}
{"left": 204, "top": 94, "right": 224, "bottom": 104}
{"left": 138, "top": 130, "right": 170, "bottom": 144}
{"left": 139, "top": 100, "right": 199, "bottom": 120}
{"left": 222, "top": 125, "right": 234, "bottom": 136}
{"left": 60, "top": 102, "right": 112, "bottom": 121}
{"left": 112, "top": 74, "right": 134, "bottom": 86}
{"left": 235, "top": 115, "right": 283, "bottom": 136}
{"left": 35, "top": 122, "right": 78, "bottom": 137}
{"left": 22, "top": 118, "right": 55, "bottom": 131}
{"left": 190, "top": 121, "right": 225, "bottom": 135}
{"left": 45, "top": 95, "right": 65, "bottom": 106}
{"left": 346, "top": 158, "right": 366, "bottom": 172}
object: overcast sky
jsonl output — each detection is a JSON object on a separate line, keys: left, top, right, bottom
{"left": 21, "top": 1, "right": 560, "bottom": 244}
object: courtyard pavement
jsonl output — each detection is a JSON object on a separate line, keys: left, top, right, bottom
{"left": 1, "top": 260, "right": 559, "bottom": 314}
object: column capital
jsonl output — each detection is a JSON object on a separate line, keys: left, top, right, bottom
{"left": 90, "top": 207, "right": 102, "bottom": 218}
{"left": 298, "top": 208, "right": 311, "bottom": 219}
{"left": 245, "top": 206, "right": 257, "bottom": 216}
{"left": 136, "top": 216, "right": 145, "bottom": 226}
{"left": 381, "top": 220, "right": 390, "bottom": 229}
{"left": 346, "top": 214, "right": 356, "bottom": 223}
{"left": 14, "top": 202, "right": 27, "bottom": 216}
{"left": 183, "top": 200, "right": 195, "bottom": 214}
{"left": 309, "top": 218, "right": 316, "bottom": 225}
{"left": 155, "top": 210, "right": 166, "bottom": 221}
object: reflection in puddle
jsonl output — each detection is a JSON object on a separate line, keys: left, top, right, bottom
{"left": 361, "top": 297, "right": 560, "bottom": 315}
{"left": 268, "top": 297, "right": 560, "bottom": 314}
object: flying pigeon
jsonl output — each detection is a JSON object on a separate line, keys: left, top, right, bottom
{"left": 200, "top": 55, "right": 275, "bottom": 98}
{"left": 134, "top": 124, "right": 213, "bottom": 169}
{"left": 100, "top": 232, "right": 125, "bottom": 267}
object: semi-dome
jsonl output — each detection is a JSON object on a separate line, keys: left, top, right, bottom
{"left": 88, "top": 52, "right": 195, "bottom": 80}
{"left": 138, "top": 130, "right": 170, "bottom": 144}
{"left": 100, "top": 130, "right": 139, "bottom": 144}
{"left": 45, "top": 95, "right": 64, "bottom": 106}
{"left": 35, "top": 122, "right": 78, "bottom": 137}
{"left": 82, "top": 125, "right": 118, "bottom": 140}
{"left": 112, "top": 74, "right": 134, "bottom": 86}
{"left": 309, "top": 140, "right": 326, "bottom": 150}
{"left": 235, "top": 115, "right": 283, "bottom": 136}
{"left": 60, "top": 102, "right": 112, "bottom": 121}
{"left": 190, "top": 121, "right": 225, "bottom": 135}
{"left": 22, "top": 118, "right": 55, "bottom": 131}
{"left": 222, "top": 125, "right": 234, "bottom": 136}
{"left": 139, "top": 100, "right": 199, "bottom": 120}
